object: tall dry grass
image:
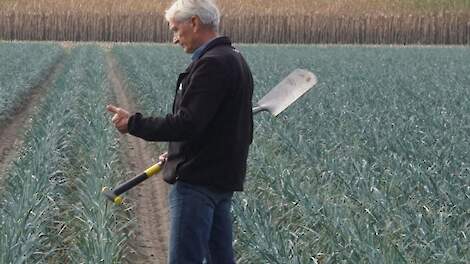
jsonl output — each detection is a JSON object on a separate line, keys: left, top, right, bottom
{"left": 0, "top": 0, "right": 469, "bottom": 43}
{"left": 1, "top": 0, "right": 469, "bottom": 15}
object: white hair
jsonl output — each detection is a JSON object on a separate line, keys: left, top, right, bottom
{"left": 165, "top": 0, "right": 220, "bottom": 31}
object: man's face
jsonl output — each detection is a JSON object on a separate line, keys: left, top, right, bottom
{"left": 169, "top": 18, "right": 197, "bottom": 53}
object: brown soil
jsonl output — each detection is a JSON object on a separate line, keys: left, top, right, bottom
{"left": 0, "top": 54, "right": 66, "bottom": 185}
{"left": 105, "top": 50, "right": 169, "bottom": 264}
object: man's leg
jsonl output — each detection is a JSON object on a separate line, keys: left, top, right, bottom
{"left": 168, "top": 181, "right": 214, "bottom": 264}
{"left": 208, "top": 194, "right": 235, "bottom": 264}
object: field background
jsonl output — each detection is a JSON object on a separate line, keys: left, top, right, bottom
{"left": 1, "top": 0, "right": 470, "bottom": 263}
{"left": 0, "top": 0, "right": 470, "bottom": 43}
{"left": 112, "top": 43, "right": 470, "bottom": 263}
{"left": 0, "top": 42, "right": 469, "bottom": 263}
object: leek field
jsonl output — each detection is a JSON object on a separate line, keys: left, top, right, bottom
{"left": 1, "top": 42, "right": 469, "bottom": 263}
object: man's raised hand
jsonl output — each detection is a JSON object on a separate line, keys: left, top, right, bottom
{"left": 107, "top": 104, "right": 130, "bottom": 134}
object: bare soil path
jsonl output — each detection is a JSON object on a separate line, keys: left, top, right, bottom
{"left": 105, "top": 50, "right": 169, "bottom": 264}
{"left": 0, "top": 53, "right": 66, "bottom": 183}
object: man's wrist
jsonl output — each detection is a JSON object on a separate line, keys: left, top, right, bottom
{"left": 127, "top": 112, "right": 142, "bottom": 135}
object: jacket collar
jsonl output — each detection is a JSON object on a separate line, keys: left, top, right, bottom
{"left": 191, "top": 36, "right": 217, "bottom": 61}
{"left": 196, "top": 36, "right": 232, "bottom": 60}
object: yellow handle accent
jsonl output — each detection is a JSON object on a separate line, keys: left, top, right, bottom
{"left": 144, "top": 163, "right": 162, "bottom": 177}
{"left": 114, "top": 196, "right": 123, "bottom": 205}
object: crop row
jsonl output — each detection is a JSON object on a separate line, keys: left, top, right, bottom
{"left": 0, "top": 42, "right": 63, "bottom": 123}
{"left": 0, "top": 45, "right": 131, "bottom": 263}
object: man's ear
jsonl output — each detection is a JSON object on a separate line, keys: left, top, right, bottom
{"left": 191, "top": 16, "right": 200, "bottom": 32}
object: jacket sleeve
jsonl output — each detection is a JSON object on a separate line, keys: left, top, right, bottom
{"left": 127, "top": 57, "right": 228, "bottom": 142}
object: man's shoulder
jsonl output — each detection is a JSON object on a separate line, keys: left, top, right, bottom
{"left": 202, "top": 44, "right": 235, "bottom": 58}
{"left": 190, "top": 39, "right": 245, "bottom": 74}
{"left": 203, "top": 45, "right": 243, "bottom": 67}
{"left": 186, "top": 54, "right": 227, "bottom": 77}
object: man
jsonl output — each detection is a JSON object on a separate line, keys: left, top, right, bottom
{"left": 106, "top": 0, "right": 253, "bottom": 263}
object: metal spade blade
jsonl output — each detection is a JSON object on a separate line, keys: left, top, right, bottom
{"left": 253, "top": 69, "right": 317, "bottom": 116}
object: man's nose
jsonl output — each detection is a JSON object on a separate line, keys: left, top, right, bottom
{"left": 173, "top": 36, "right": 179, "bottom": 44}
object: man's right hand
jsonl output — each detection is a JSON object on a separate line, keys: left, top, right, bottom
{"left": 107, "top": 104, "right": 130, "bottom": 134}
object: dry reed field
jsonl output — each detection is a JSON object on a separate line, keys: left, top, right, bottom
{"left": 0, "top": 0, "right": 469, "bottom": 43}
{"left": 1, "top": 0, "right": 469, "bottom": 15}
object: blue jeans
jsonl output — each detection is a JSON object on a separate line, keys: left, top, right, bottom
{"left": 168, "top": 181, "right": 235, "bottom": 264}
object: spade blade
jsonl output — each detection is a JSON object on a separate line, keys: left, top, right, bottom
{"left": 253, "top": 69, "right": 317, "bottom": 116}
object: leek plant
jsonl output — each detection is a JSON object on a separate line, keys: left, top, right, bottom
{"left": 46, "top": 46, "right": 131, "bottom": 263}
{"left": 234, "top": 45, "right": 470, "bottom": 263}
{"left": 0, "top": 45, "right": 131, "bottom": 263}
{"left": 0, "top": 42, "right": 63, "bottom": 122}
